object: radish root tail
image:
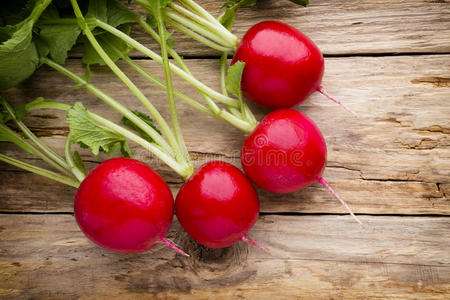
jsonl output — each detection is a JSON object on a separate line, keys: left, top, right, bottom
{"left": 317, "top": 85, "right": 359, "bottom": 117}
{"left": 241, "top": 236, "right": 270, "bottom": 252}
{"left": 318, "top": 177, "right": 363, "bottom": 225}
{"left": 161, "top": 237, "right": 189, "bottom": 256}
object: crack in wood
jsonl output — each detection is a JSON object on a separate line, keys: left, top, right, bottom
{"left": 414, "top": 125, "right": 450, "bottom": 134}
{"left": 411, "top": 77, "right": 450, "bottom": 88}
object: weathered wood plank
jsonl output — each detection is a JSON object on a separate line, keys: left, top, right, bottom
{"left": 113, "top": 0, "right": 450, "bottom": 57}
{"left": 0, "top": 214, "right": 448, "bottom": 299}
{"left": 1, "top": 55, "right": 449, "bottom": 214}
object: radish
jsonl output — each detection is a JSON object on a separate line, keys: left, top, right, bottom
{"left": 130, "top": 0, "right": 361, "bottom": 223}
{"left": 74, "top": 157, "right": 181, "bottom": 253}
{"left": 241, "top": 109, "right": 360, "bottom": 224}
{"left": 232, "top": 21, "right": 323, "bottom": 109}
{"left": 175, "top": 161, "right": 264, "bottom": 249}
{"left": 231, "top": 21, "right": 355, "bottom": 114}
{"left": 2, "top": 0, "right": 264, "bottom": 251}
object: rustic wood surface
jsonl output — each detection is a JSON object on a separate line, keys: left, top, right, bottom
{"left": 1, "top": 0, "right": 449, "bottom": 299}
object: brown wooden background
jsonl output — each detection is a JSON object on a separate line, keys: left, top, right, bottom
{"left": 1, "top": 0, "right": 449, "bottom": 298}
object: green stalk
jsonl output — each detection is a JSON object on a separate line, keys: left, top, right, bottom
{"left": 124, "top": 55, "right": 252, "bottom": 132}
{"left": 122, "top": 56, "right": 214, "bottom": 117}
{"left": 217, "top": 110, "right": 255, "bottom": 133}
{"left": 179, "top": 0, "right": 224, "bottom": 27}
{"left": 165, "top": 10, "right": 234, "bottom": 48}
{"left": 64, "top": 134, "right": 86, "bottom": 182}
{"left": 41, "top": 58, "right": 173, "bottom": 156}
{"left": 0, "top": 154, "right": 80, "bottom": 188}
{"left": 153, "top": 1, "right": 191, "bottom": 166}
{"left": 94, "top": 19, "right": 239, "bottom": 107}
{"left": 168, "top": 2, "right": 238, "bottom": 46}
{"left": 165, "top": 19, "right": 232, "bottom": 52}
{"left": 0, "top": 124, "right": 73, "bottom": 176}
{"left": 137, "top": 18, "right": 222, "bottom": 114}
{"left": 90, "top": 113, "right": 193, "bottom": 179}
{"left": 137, "top": 18, "right": 194, "bottom": 72}
{"left": 2, "top": 100, "right": 72, "bottom": 175}
{"left": 27, "top": 101, "right": 193, "bottom": 179}
{"left": 28, "top": 0, "right": 53, "bottom": 24}
{"left": 219, "top": 53, "right": 243, "bottom": 118}
{"left": 220, "top": 52, "right": 229, "bottom": 96}
{"left": 70, "top": 0, "right": 181, "bottom": 163}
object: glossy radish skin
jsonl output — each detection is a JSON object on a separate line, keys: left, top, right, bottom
{"left": 175, "top": 161, "right": 259, "bottom": 248}
{"left": 241, "top": 109, "right": 326, "bottom": 193}
{"left": 74, "top": 158, "right": 174, "bottom": 253}
{"left": 232, "top": 21, "right": 324, "bottom": 108}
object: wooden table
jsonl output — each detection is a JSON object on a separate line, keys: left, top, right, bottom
{"left": 1, "top": 0, "right": 449, "bottom": 298}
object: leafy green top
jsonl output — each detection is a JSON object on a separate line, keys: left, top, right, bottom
{"left": 0, "top": 0, "right": 140, "bottom": 91}
{"left": 66, "top": 102, "right": 132, "bottom": 157}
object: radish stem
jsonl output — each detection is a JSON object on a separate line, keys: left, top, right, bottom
{"left": 64, "top": 134, "right": 86, "bottom": 182}
{"left": 165, "top": 19, "right": 233, "bottom": 52}
{"left": 26, "top": 101, "right": 193, "bottom": 179}
{"left": 168, "top": 2, "right": 238, "bottom": 46}
{"left": 153, "top": 0, "right": 192, "bottom": 169}
{"left": 94, "top": 19, "right": 239, "bottom": 107}
{"left": 0, "top": 153, "right": 80, "bottom": 188}
{"left": 165, "top": 10, "right": 235, "bottom": 48}
{"left": 42, "top": 58, "right": 173, "bottom": 157}
{"left": 1, "top": 100, "right": 72, "bottom": 176}
{"left": 70, "top": 0, "right": 184, "bottom": 165}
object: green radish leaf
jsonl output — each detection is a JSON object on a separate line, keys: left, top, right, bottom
{"left": 158, "top": 0, "right": 173, "bottom": 9}
{"left": 82, "top": 24, "right": 133, "bottom": 65}
{"left": 145, "top": 13, "right": 157, "bottom": 29}
{"left": 219, "top": 0, "right": 256, "bottom": 30}
{"left": 86, "top": 0, "right": 108, "bottom": 23}
{"left": 73, "top": 150, "right": 86, "bottom": 174}
{"left": 0, "top": 0, "right": 35, "bottom": 28}
{"left": 38, "top": 3, "right": 60, "bottom": 21}
{"left": 121, "top": 110, "right": 161, "bottom": 144}
{"left": 39, "top": 23, "right": 81, "bottom": 64}
{"left": 106, "top": 0, "right": 140, "bottom": 28}
{"left": 0, "top": 20, "right": 39, "bottom": 91}
{"left": 33, "top": 34, "right": 50, "bottom": 58}
{"left": 226, "top": 61, "right": 245, "bottom": 100}
{"left": 288, "top": 0, "right": 309, "bottom": 7}
{"left": 66, "top": 102, "right": 132, "bottom": 157}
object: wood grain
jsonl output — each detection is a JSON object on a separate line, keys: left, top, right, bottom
{"left": 1, "top": 1, "right": 449, "bottom": 298}
{"left": 1, "top": 55, "right": 449, "bottom": 214}
{"left": 113, "top": 0, "right": 450, "bottom": 57}
{"left": 0, "top": 214, "right": 448, "bottom": 299}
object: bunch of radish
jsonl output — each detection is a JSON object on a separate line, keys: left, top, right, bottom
{"left": 0, "top": 0, "right": 361, "bottom": 257}
{"left": 132, "top": 0, "right": 361, "bottom": 222}
{"left": 0, "top": 0, "right": 265, "bottom": 254}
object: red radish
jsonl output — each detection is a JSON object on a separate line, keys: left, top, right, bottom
{"left": 232, "top": 21, "right": 355, "bottom": 115}
{"left": 175, "top": 161, "right": 263, "bottom": 249}
{"left": 241, "top": 109, "right": 360, "bottom": 224}
{"left": 74, "top": 158, "right": 186, "bottom": 254}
